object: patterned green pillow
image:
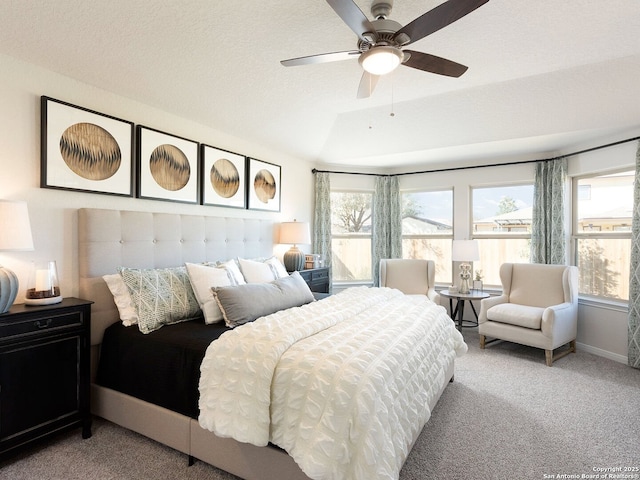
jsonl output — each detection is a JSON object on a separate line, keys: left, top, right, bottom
{"left": 119, "top": 266, "right": 201, "bottom": 334}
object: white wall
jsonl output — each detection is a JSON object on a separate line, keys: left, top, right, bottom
{"left": 0, "top": 53, "right": 314, "bottom": 303}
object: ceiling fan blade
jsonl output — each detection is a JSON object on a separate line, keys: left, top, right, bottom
{"left": 326, "top": 0, "right": 377, "bottom": 42}
{"left": 356, "top": 71, "right": 380, "bottom": 99}
{"left": 281, "top": 50, "right": 360, "bottom": 67}
{"left": 395, "top": 0, "right": 489, "bottom": 46}
{"left": 402, "top": 50, "right": 468, "bottom": 77}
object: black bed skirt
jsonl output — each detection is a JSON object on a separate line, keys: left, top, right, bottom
{"left": 96, "top": 319, "right": 230, "bottom": 418}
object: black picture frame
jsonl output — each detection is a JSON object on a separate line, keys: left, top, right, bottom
{"left": 200, "top": 145, "right": 247, "bottom": 209}
{"left": 137, "top": 126, "right": 199, "bottom": 204}
{"left": 40, "top": 96, "right": 134, "bottom": 197}
{"left": 247, "top": 158, "right": 281, "bottom": 212}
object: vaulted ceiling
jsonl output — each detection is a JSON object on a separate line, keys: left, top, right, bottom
{"left": 1, "top": 0, "right": 639, "bottom": 170}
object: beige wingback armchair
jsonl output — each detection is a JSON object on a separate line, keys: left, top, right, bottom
{"left": 379, "top": 259, "right": 440, "bottom": 303}
{"left": 478, "top": 262, "right": 578, "bottom": 366}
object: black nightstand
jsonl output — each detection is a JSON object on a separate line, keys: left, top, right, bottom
{"left": 0, "top": 297, "right": 92, "bottom": 460}
{"left": 297, "top": 267, "right": 330, "bottom": 294}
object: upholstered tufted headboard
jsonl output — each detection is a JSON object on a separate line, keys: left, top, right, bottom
{"left": 78, "top": 208, "right": 275, "bottom": 349}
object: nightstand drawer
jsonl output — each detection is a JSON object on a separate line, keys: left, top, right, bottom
{"left": 0, "top": 310, "right": 84, "bottom": 342}
{"left": 298, "top": 267, "right": 330, "bottom": 294}
{"left": 311, "top": 269, "right": 328, "bottom": 281}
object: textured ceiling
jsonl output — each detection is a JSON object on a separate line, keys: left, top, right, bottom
{"left": 1, "top": 0, "right": 639, "bottom": 170}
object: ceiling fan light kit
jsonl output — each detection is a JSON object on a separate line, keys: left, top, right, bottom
{"left": 281, "top": 0, "right": 490, "bottom": 98}
{"left": 359, "top": 46, "right": 403, "bottom": 75}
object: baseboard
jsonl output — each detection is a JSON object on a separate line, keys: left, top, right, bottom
{"left": 576, "top": 342, "right": 628, "bottom": 364}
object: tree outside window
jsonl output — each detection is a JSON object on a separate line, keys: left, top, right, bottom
{"left": 330, "top": 192, "right": 372, "bottom": 282}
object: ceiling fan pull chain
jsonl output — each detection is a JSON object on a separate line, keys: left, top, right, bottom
{"left": 390, "top": 73, "right": 395, "bottom": 117}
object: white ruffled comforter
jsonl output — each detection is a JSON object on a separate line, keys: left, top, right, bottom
{"left": 199, "top": 287, "right": 466, "bottom": 480}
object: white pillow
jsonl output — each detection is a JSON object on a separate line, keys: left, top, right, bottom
{"left": 185, "top": 262, "right": 234, "bottom": 324}
{"left": 265, "top": 257, "right": 289, "bottom": 278}
{"left": 238, "top": 257, "right": 289, "bottom": 283}
{"left": 238, "top": 257, "right": 277, "bottom": 283}
{"left": 103, "top": 273, "right": 138, "bottom": 326}
{"left": 216, "top": 259, "right": 246, "bottom": 285}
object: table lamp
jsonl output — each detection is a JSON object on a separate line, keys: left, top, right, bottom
{"left": 0, "top": 200, "right": 35, "bottom": 313}
{"left": 452, "top": 239, "right": 479, "bottom": 294}
{"left": 280, "top": 220, "right": 311, "bottom": 272}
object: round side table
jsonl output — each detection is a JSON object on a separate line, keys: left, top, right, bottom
{"left": 439, "top": 289, "right": 490, "bottom": 330}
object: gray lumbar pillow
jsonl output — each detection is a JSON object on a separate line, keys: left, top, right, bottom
{"left": 213, "top": 271, "right": 315, "bottom": 328}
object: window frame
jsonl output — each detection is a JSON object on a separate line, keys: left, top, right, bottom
{"left": 571, "top": 168, "right": 633, "bottom": 303}
{"left": 329, "top": 189, "right": 374, "bottom": 285}
{"left": 400, "top": 188, "right": 454, "bottom": 285}
{"left": 470, "top": 181, "right": 534, "bottom": 240}
{"left": 470, "top": 181, "right": 535, "bottom": 288}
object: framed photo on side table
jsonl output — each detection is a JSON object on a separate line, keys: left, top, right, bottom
{"left": 247, "top": 158, "right": 281, "bottom": 212}
{"left": 40, "top": 96, "right": 134, "bottom": 197}
{"left": 137, "top": 126, "right": 199, "bottom": 204}
{"left": 201, "top": 145, "right": 247, "bottom": 208}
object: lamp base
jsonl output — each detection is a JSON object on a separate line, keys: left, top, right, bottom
{"left": 459, "top": 278, "right": 471, "bottom": 295}
{"left": 459, "top": 263, "right": 472, "bottom": 294}
{"left": 283, "top": 246, "right": 305, "bottom": 272}
{"left": 0, "top": 266, "right": 19, "bottom": 314}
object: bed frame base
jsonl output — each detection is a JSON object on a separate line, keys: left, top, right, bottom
{"left": 91, "top": 384, "right": 311, "bottom": 480}
{"left": 91, "top": 357, "right": 454, "bottom": 480}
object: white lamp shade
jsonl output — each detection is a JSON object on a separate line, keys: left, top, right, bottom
{"left": 452, "top": 240, "right": 479, "bottom": 262}
{"left": 280, "top": 221, "right": 311, "bottom": 245}
{"left": 0, "top": 200, "right": 34, "bottom": 251}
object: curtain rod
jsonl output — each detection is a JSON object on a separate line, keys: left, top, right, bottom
{"left": 311, "top": 134, "right": 640, "bottom": 177}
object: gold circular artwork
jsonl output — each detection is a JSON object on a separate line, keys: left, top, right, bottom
{"left": 59, "top": 122, "right": 121, "bottom": 180}
{"left": 254, "top": 169, "right": 276, "bottom": 203}
{"left": 149, "top": 144, "right": 190, "bottom": 191}
{"left": 211, "top": 159, "right": 240, "bottom": 198}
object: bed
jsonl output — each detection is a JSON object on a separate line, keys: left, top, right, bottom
{"left": 78, "top": 207, "right": 465, "bottom": 480}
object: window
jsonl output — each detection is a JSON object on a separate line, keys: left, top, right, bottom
{"left": 472, "top": 184, "right": 534, "bottom": 286}
{"left": 401, "top": 190, "right": 453, "bottom": 284}
{"left": 573, "top": 170, "right": 633, "bottom": 301}
{"left": 330, "top": 191, "right": 373, "bottom": 283}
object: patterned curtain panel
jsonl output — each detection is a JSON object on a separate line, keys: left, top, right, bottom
{"left": 530, "top": 158, "right": 567, "bottom": 264}
{"left": 628, "top": 142, "right": 640, "bottom": 368}
{"left": 372, "top": 176, "right": 402, "bottom": 286}
{"left": 313, "top": 171, "right": 332, "bottom": 288}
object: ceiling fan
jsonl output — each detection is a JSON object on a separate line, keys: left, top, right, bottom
{"left": 281, "top": 0, "right": 489, "bottom": 98}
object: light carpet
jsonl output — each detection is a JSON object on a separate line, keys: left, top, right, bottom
{"left": 2, "top": 329, "right": 638, "bottom": 480}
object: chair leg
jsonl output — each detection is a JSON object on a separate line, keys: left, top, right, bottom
{"left": 545, "top": 340, "right": 577, "bottom": 367}
{"left": 545, "top": 350, "right": 553, "bottom": 367}
{"left": 480, "top": 334, "right": 486, "bottom": 349}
